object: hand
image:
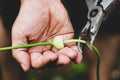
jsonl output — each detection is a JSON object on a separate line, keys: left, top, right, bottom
{"left": 12, "top": 0, "right": 82, "bottom": 71}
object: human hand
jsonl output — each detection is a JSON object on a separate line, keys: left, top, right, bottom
{"left": 12, "top": 0, "right": 82, "bottom": 71}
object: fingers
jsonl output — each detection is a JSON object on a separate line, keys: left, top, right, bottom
{"left": 57, "top": 47, "right": 78, "bottom": 60}
{"left": 57, "top": 43, "right": 83, "bottom": 64}
{"left": 57, "top": 54, "right": 71, "bottom": 65}
{"left": 12, "top": 49, "right": 30, "bottom": 71}
{"left": 70, "top": 45, "right": 83, "bottom": 64}
{"left": 29, "top": 43, "right": 82, "bottom": 69}
{"left": 12, "top": 42, "right": 82, "bottom": 70}
{"left": 30, "top": 51, "right": 57, "bottom": 69}
{"left": 12, "top": 27, "right": 30, "bottom": 71}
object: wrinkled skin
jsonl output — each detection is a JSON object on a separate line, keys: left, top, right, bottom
{"left": 12, "top": 0, "right": 82, "bottom": 71}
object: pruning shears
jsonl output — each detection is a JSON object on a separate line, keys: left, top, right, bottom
{"left": 78, "top": 0, "right": 119, "bottom": 52}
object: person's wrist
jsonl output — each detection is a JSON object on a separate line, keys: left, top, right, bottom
{"left": 20, "top": 0, "right": 62, "bottom": 9}
{"left": 21, "top": 0, "right": 61, "bottom": 3}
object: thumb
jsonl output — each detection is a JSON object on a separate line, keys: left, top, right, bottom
{"left": 12, "top": 29, "right": 30, "bottom": 71}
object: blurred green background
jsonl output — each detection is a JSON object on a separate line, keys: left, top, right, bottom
{"left": 26, "top": 61, "right": 88, "bottom": 80}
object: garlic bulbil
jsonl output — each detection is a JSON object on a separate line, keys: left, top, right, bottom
{"left": 53, "top": 36, "right": 64, "bottom": 49}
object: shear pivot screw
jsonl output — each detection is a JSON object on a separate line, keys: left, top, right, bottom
{"left": 90, "top": 9, "right": 98, "bottom": 17}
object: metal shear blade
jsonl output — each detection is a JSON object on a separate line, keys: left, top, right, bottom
{"left": 78, "top": 0, "right": 118, "bottom": 53}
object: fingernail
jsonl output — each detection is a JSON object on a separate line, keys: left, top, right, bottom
{"left": 21, "top": 63, "right": 29, "bottom": 71}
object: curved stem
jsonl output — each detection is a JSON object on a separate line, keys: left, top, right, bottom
{"left": 92, "top": 45, "right": 100, "bottom": 80}
{"left": 0, "top": 39, "right": 100, "bottom": 80}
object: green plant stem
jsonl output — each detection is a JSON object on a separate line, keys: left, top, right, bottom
{"left": 92, "top": 45, "right": 100, "bottom": 80}
{"left": 0, "top": 42, "right": 53, "bottom": 51}
{"left": 64, "top": 39, "right": 86, "bottom": 44}
{"left": 0, "top": 39, "right": 100, "bottom": 80}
